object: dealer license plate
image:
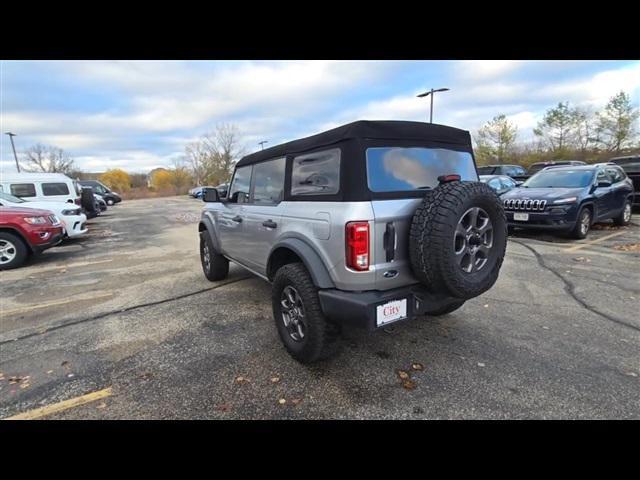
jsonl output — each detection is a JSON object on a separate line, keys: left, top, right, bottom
{"left": 513, "top": 212, "right": 529, "bottom": 221}
{"left": 376, "top": 299, "right": 407, "bottom": 327}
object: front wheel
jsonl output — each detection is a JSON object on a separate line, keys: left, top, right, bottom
{"left": 272, "top": 263, "right": 339, "bottom": 363}
{"left": 199, "top": 231, "right": 229, "bottom": 281}
{"left": 0, "top": 232, "right": 28, "bottom": 270}
{"left": 570, "top": 207, "right": 591, "bottom": 239}
{"left": 613, "top": 199, "right": 632, "bottom": 226}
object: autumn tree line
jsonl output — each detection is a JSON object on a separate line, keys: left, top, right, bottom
{"left": 474, "top": 91, "right": 639, "bottom": 167}
{"left": 11, "top": 91, "right": 639, "bottom": 197}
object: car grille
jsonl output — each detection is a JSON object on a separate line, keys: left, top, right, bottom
{"left": 503, "top": 199, "right": 547, "bottom": 211}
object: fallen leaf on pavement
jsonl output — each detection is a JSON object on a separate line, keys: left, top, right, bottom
{"left": 542, "top": 326, "right": 550, "bottom": 330}
{"left": 8, "top": 376, "right": 23, "bottom": 384}
{"left": 46, "top": 370, "right": 54, "bottom": 374}
{"left": 235, "top": 376, "right": 249, "bottom": 384}
{"left": 139, "top": 372, "right": 153, "bottom": 381}
{"left": 402, "top": 380, "right": 416, "bottom": 390}
{"left": 291, "top": 398, "right": 303, "bottom": 406}
{"left": 278, "top": 398, "right": 287, "bottom": 405}
{"left": 614, "top": 243, "right": 640, "bottom": 252}
{"left": 216, "top": 403, "right": 232, "bottom": 412}
{"left": 397, "top": 370, "right": 410, "bottom": 380}
{"left": 484, "top": 304, "right": 489, "bottom": 308}
{"left": 477, "top": 362, "right": 486, "bottom": 367}
{"left": 96, "top": 402, "right": 107, "bottom": 409}
{"left": 270, "top": 376, "right": 280, "bottom": 383}
{"left": 625, "top": 371, "right": 638, "bottom": 377}
{"left": 411, "top": 363, "right": 424, "bottom": 371}
{"left": 67, "top": 373, "right": 75, "bottom": 378}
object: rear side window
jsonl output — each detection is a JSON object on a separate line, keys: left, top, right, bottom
{"left": 10, "top": 183, "right": 36, "bottom": 197}
{"left": 42, "top": 182, "right": 70, "bottom": 196}
{"left": 606, "top": 167, "right": 625, "bottom": 183}
{"left": 252, "top": 157, "right": 286, "bottom": 204}
{"left": 291, "top": 148, "right": 341, "bottom": 196}
{"left": 228, "top": 165, "right": 252, "bottom": 203}
{"left": 366, "top": 147, "right": 477, "bottom": 192}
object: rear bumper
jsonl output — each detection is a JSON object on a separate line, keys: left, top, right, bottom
{"left": 318, "top": 284, "right": 459, "bottom": 331}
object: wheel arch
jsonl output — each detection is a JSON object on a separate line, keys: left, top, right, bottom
{"left": 198, "top": 216, "right": 222, "bottom": 252}
{"left": 0, "top": 227, "right": 32, "bottom": 254}
{"left": 267, "top": 238, "right": 335, "bottom": 289}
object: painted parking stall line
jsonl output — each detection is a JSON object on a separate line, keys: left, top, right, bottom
{"left": 4, "top": 387, "right": 113, "bottom": 420}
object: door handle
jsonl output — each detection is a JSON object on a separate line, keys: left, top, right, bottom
{"left": 262, "top": 220, "right": 277, "bottom": 228}
{"left": 231, "top": 215, "right": 243, "bottom": 223}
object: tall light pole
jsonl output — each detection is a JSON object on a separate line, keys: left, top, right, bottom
{"left": 5, "top": 132, "right": 20, "bottom": 172}
{"left": 258, "top": 140, "right": 268, "bottom": 150}
{"left": 417, "top": 88, "right": 450, "bottom": 123}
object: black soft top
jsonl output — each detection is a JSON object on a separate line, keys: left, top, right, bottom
{"left": 237, "top": 120, "right": 472, "bottom": 167}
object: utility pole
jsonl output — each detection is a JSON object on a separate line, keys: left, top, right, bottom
{"left": 258, "top": 140, "right": 268, "bottom": 150}
{"left": 416, "top": 88, "right": 450, "bottom": 123}
{"left": 5, "top": 132, "right": 20, "bottom": 172}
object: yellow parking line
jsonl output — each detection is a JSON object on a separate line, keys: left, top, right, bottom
{"left": 4, "top": 387, "right": 112, "bottom": 420}
{"left": 562, "top": 231, "right": 626, "bottom": 253}
{"left": 1, "top": 291, "right": 114, "bottom": 316}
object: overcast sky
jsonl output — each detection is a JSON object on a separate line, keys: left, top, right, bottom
{"left": 1, "top": 60, "right": 639, "bottom": 174}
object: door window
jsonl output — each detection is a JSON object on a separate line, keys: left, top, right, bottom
{"left": 251, "top": 157, "right": 286, "bottom": 205}
{"left": 42, "top": 182, "right": 70, "bottom": 196}
{"left": 228, "top": 166, "right": 252, "bottom": 203}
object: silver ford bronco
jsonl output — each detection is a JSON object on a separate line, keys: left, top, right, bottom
{"left": 198, "top": 120, "right": 507, "bottom": 363}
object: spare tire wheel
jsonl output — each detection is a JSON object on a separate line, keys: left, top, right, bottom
{"left": 409, "top": 181, "right": 507, "bottom": 300}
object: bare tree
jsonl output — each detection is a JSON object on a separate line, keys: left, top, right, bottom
{"left": 185, "top": 123, "right": 246, "bottom": 186}
{"left": 21, "top": 144, "right": 76, "bottom": 175}
{"left": 596, "top": 91, "right": 640, "bottom": 153}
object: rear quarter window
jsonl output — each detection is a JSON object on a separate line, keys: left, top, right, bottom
{"left": 291, "top": 148, "right": 341, "bottom": 196}
{"left": 366, "top": 147, "right": 477, "bottom": 192}
{"left": 42, "top": 182, "right": 70, "bottom": 196}
{"left": 10, "top": 183, "right": 36, "bottom": 197}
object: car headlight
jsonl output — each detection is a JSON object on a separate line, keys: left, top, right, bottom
{"left": 24, "top": 216, "right": 48, "bottom": 225}
{"left": 553, "top": 197, "right": 578, "bottom": 204}
{"left": 61, "top": 209, "right": 81, "bottom": 216}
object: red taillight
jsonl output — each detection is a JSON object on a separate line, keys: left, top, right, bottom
{"left": 346, "top": 221, "right": 369, "bottom": 271}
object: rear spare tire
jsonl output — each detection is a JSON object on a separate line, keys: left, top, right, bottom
{"left": 409, "top": 181, "right": 507, "bottom": 300}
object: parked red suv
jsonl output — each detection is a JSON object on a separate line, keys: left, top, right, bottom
{"left": 0, "top": 206, "right": 64, "bottom": 269}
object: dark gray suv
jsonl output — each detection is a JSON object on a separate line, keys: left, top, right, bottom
{"left": 198, "top": 121, "right": 507, "bottom": 363}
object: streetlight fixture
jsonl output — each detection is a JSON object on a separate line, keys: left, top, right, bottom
{"left": 416, "top": 88, "right": 450, "bottom": 124}
{"left": 258, "top": 140, "right": 268, "bottom": 151}
{"left": 5, "top": 132, "right": 20, "bottom": 172}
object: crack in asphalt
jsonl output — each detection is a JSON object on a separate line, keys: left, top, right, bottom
{"left": 0, "top": 276, "right": 252, "bottom": 346}
{"left": 510, "top": 239, "right": 640, "bottom": 333}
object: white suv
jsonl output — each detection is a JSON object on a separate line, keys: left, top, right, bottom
{"left": 0, "top": 192, "right": 88, "bottom": 238}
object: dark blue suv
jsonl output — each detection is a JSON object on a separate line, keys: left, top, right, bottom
{"left": 502, "top": 164, "right": 634, "bottom": 239}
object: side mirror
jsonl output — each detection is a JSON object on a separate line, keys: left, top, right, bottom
{"left": 597, "top": 180, "right": 612, "bottom": 188}
{"left": 202, "top": 188, "right": 220, "bottom": 203}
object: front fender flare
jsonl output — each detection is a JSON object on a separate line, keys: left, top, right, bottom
{"left": 198, "top": 214, "right": 222, "bottom": 253}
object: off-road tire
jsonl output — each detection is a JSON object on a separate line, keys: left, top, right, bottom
{"left": 570, "top": 207, "right": 591, "bottom": 239}
{"left": 0, "top": 232, "right": 28, "bottom": 270}
{"left": 613, "top": 199, "right": 632, "bottom": 226}
{"left": 423, "top": 299, "right": 466, "bottom": 316}
{"left": 200, "top": 231, "right": 229, "bottom": 281}
{"left": 409, "top": 181, "right": 507, "bottom": 300}
{"left": 272, "top": 263, "right": 340, "bottom": 364}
